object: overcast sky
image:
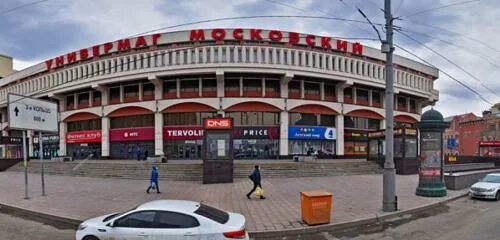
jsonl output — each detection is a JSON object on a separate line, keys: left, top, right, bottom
{"left": 0, "top": 0, "right": 499, "bottom": 117}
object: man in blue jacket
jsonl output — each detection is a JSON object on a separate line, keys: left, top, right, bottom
{"left": 246, "top": 165, "right": 265, "bottom": 199}
{"left": 147, "top": 166, "right": 161, "bottom": 194}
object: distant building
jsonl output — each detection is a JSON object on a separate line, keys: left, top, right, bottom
{"left": 479, "top": 104, "right": 500, "bottom": 157}
{"left": 444, "top": 113, "right": 477, "bottom": 155}
{"left": 0, "top": 54, "right": 14, "bottom": 79}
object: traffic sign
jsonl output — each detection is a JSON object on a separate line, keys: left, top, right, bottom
{"left": 8, "top": 94, "right": 58, "bottom": 132}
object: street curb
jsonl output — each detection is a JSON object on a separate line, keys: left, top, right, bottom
{"left": 0, "top": 202, "right": 82, "bottom": 229}
{"left": 249, "top": 192, "right": 468, "bottom": 238}
{"left": 0, "top": 192, "right": 468, "bottom": 236}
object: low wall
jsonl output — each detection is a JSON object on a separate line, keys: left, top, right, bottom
{"left": 0, "top": 159, "right": 21, "bottom": 171}
{"left": 445, "top": 169, "right": 500, "bottom": 190}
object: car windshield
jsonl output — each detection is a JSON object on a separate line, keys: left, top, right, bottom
{"left": 102, "top": 206, "right": 138, "bottom": 222}
{"left": 481, "top": 175, "right": 500, "bottom": 183}
{"left": 194, "top": 204, "right": 229, "bottom": 224}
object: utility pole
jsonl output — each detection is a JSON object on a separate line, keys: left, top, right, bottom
{"left": 382, "top": 0, "right": 397, "bottom": 212}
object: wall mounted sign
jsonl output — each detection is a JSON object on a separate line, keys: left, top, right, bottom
{"left": 288, "top": 126, "right": 336, "bottom": 140}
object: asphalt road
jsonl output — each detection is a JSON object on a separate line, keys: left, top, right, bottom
{"left": 0, "top": 211, "right": 74, "bottom": 240}
{"left": 263, "top": 196, "right": 500, "bottom": 240}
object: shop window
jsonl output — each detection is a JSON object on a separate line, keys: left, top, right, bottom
{"left": 67, "top": 119, "right": 101, "bottom": 132}
{"left": 224, "top": 78, "right": 240, "bottom": 97}
{"left": 345, "top": 116, "right": 380, "bottom": 130}
{"left": 77, "top": 92, "right": 90, "bottom": 109}
{"left": 304, "top": 82, "right": 320, "bottom": 100}
{"left": 320, "top": 114, "right": 335, "bottom": 127}
{"left": 202, "top": 78, "right": 217, "bottom": 97}
{"left": 372, "top": 91, "right": 382, "bottom": 107}
{"left": 344, "top": 142, "right": 368, "bottom": 155}
{"left": 163, "top": 112, "right": 216, "bottom": 126}
{"left": 324, "top": 84, "right": 336, "bottom": 101}
{"left": 368, "top": 119, "right": 380, "bottom": 130}
{"left": 227, "top": 112, "right": 279, "bottom": 126}
{"left": 265, "top": 79, "right": 280, "bottom": 97}
{"left": 66, "top": 95, "right": 75, "bottom": 110}
{"left": 289, "top": 113, "right": 317, "bottom": 126}
{"left": 289, "top": 140, "right": 335, "bottom": 155}
{"left": 123, "top": 84, "right": 139, "bottom": 102}
{"left": 243, "top": 78, "right": 262, "bottom": 97}
{"left": 93, "top": 91, "right": 101, "bottom": 106}
{"left": 109, "top": 87, "right": 121, "bottom": 104}
{"left": 344, "top": 87, "right": 353, "bottom": 104}
{"left": 409, "top": 99, "right": 417, "bottom": 113}
{"left": 142, "top": 83, "right": 155, "bottom": 101}
{"left": 405, "top": 138, "right": 418, "bottom": 158}
{"left": 180, "top": 79, "right": 199, "bottom": 98}
{"left": 356, "top": 89, "right": 369, "bottom": 106}
{"left": 397, "top": 96, "right": 407, "bottom": 111}
{"left": 163, "top": 81, "right": 177, "bottom": 99}
{"left": 288, "top": 81, "right": 301, "bottom": 99}
{"left": 111, "top": 114, "right": 154, "bottom": 128}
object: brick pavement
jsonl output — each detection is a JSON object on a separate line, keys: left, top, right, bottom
{"left": 0, "top": 171, "right": 466, "bottom": 232}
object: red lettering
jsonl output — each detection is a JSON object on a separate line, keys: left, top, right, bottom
{"left": 337, "top": 40, "right": 348, "bottom": 52}
{"left": 321, "top": 37, "right": 332, "bottom": 49}
{"left": 211, "top": 28, "right": 226, "bottom": 41}
{"left": 45, "top": 59, "right": 53, "bottom": 71}
{"left": 268, "top": 30, "right": 283, "bottom": 41}
{"left": 352, "top": 42, "right": 363, "bottom": 55}
{"left": 190, "top": 29, "right": 205, "bottom": 41}
{"left": 135, "top": 36, "right": 147, "bottom": 48}
{"left": 288, "top": 32, "right": 300, "bottom": 44}
{"left": 117, "top": 39, "right": 131, "bottom": 51}
{"left": 55, "top": 56, "right": 64, "bottom": 67}
{"left": 67, "top": 52, "right": 77, "bottom": 63}
{"left": 80, "top": 49, "right": 89, "bottom": 60}
{"left": 92, "top": 45, "right": 100, "bottom": 58}
{"left": 103, "top": 42, "right": 113, "bottom": 54}
{"left": 250, "top": 29, "right": 263, "bottom": 40}
{"left": 306, "top": 35, "right": 315, "bottom": 47}
{"left": 232, "top": 28, "right": 243, "bottom": 40}
{"left": 151, "top": 33, "right": 161, "bottom": 45}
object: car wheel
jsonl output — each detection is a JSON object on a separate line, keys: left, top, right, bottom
{"left": 83, "top": 236, "right": 99, "bottom": 240}
{"left": 496, "top": 191, "right": 500, "bottom": 201}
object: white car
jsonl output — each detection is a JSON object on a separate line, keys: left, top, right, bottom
{"left": 76, "top": 200, "right": 248, "bottom": 240}
{"left": 469, "top": 173, "right": 500, "bottom": 200}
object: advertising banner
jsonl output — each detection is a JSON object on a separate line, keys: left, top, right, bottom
{"left": 163, "top": 126, "right": 204, "bottom": 140}
{"left": 288, "top": 126, "right": 336, "bottom": 140}
{"left": 420, "top": 132, "right": 442, "bottom": 177}
{"left": 66, "top": 130, "right": 102, "bottom": 144}
{"left": 110, "top": 127, "right": 155, "bottom": 142}
{"left": 233, "top": 126, "right": 280, "bottom": 139}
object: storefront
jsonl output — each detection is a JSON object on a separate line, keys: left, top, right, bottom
{"left": 164, "top": 126, "right": 204, "bottom": 160}
{"left": 110, "top": 128, "right": 155, "bottom": 160}
{"left": 367, "top": 128, "right": 419, "bottom": 174}
{"left": 344, "top": 129, "right": 369, "bottom": 157}
{"left": 0, "top": 137, "right": 24, "bottom": 159}
{"left": 288, "top": 126, "right": 336, "bottom": 156}
{"left": 66, "top": 130, "right": 102, "bottom": 159}
{"left": 33, "top": 134, "right": 60, "bottom": 159}
{"left": 233, "top": 126, "right": 280, "bottom": 159}
{"left": 479, "top": 141, "right": 500, "bottom": 157}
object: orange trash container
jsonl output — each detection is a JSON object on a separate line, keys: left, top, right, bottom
{"left": 300, "top": 190, "right": 333, "bottom": 225}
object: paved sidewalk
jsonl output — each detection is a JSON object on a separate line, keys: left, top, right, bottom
{"left": 0, "top": 171, "right": 465, "bottom": 232}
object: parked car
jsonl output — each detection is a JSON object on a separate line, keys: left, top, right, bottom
{"left": 76, "top": 200, "right": 248, "bottom": 240}
{"left": 469, "top": 173, "right": 500, "bottom": 200}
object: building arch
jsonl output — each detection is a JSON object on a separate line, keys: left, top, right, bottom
{"left": 161, "top": 102, "right": 217, "bottom": 113}
{"left": 289, "top": 104, "right": 338, "bottom": 115}
{"left": 107, "top": 106, "right": 154, "bottom": 117}
{"left": 345, "top": 109, "right": 384, "bottom": 119}
{"left": 394, "top": 114, "right": 418, "bottom": 123}
{"left": 63, "top": 112, "right": 100, "bottom": 122}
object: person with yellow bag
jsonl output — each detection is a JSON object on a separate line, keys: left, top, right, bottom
{"left": 246, "top": 165, "right": 266, "bottom": 199}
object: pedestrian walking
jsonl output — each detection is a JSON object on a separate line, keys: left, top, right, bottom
{"left": 146, "top": 166, "right": 161, "bottom": 194}
{"left": 246, "top": 165, "right": 265, "bottom": 199}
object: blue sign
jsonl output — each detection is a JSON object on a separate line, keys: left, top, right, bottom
{"left": 288, "top": 126, "right": 336, "bottom": 140}
{"left": 447, "top": 138, "right": 456, "bottom": 150}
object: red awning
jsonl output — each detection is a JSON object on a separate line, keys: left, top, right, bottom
{"left": 289, "top": 104, "right": 338, "bottom": 115}
{"left": 346, "top": 109, "right": 384, "bottom": 119}
{"left": 394, "top": 115, "right": 418, "bottom": 123}
{"left": 162, "top": 102, "right": 216, "bottom": 113}
{"left": 108, "top": 107, "right": 153, "bottom": 117}
{"left": 225, "top": 102, "right": 280, "bottom": 112}
{"left": 64, "top": 112, "right": 100, "bottom": 122}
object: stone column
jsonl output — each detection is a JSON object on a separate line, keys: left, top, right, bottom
{"left": 336, "top": 114, "right": 344, "bottom": 156}
{"left": 216, "top": 70, "right": 224, "bottom": 97}
{"left": 154, "top": 112, "right": 164, "bottom": 156}
{"left": 101, "top": 117, "right": 110, "bottom": 158}
{"left": 280, "top": 111, "right": 289, "bottom": 157}
{"left": 280, "top": 72, "right": 293, "bottom": 98}
{"left": 59, "top": 121, "right": 67, "bottom": 156}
